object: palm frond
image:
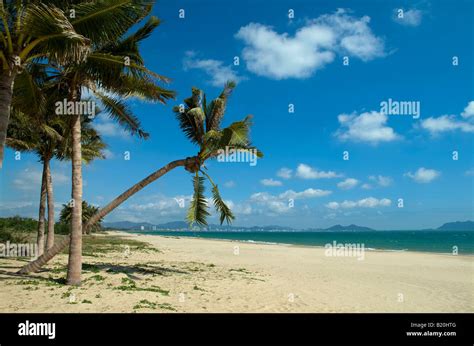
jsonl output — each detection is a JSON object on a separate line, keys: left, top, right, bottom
{"left": 211, "top": 185, "right": 234, "bottom": 225}
{"left": 95, "top": 91, "right": 149, "bottom": 139}
{"left": 11, "top": 66, "right": 45, "bottom": 115}
{"left": 206, "top": 81, "right": 236, "bottom": 131}
{"left": 219, "top": 115, "right": 252, "bottom": 147}
{"left": 111, "top": 74, "right": 175, "bottom": 103}
{"left": 187, "top": 174, "right": 210, "bottom": 227}
{"left": 70, "top": 0, "right": 152, "bottom": 46}
{"left": 20, "top": 3, "right": 89, "bottom": 63}
{"left": 173, "top": 105, "right": 201, "bottom": 145}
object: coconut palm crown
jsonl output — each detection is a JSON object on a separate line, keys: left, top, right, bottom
{"left": 172, "top": 81, "right": 263, "bottom": 227}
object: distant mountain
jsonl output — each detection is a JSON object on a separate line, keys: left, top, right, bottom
{"left": 103, "top": 221, "right": 157, "bottom": 230}
{"left": 104, "top": 220, "right": 473, "bottom": 232}
{"left": 323, "top": 224, "right": 375, "bottom": 232}
{"left": 103, "top": 220, "right": 294, "bottom": 232}
{"left": 437, "top": 221, "right": 474, "bottom": 231}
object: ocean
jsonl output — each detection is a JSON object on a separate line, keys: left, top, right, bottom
{"left": 126, "top": 230, "right": 474, "bottom": 255}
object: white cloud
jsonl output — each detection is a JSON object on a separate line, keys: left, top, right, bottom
{"left": 420, "top": 115, "right": 474, "bottom": 134}
{"left": 326, "top": 197, "right": 391, "bottom": 209}
{"left": 250, "top": 192, "right": 292, "bottom": 214}
{"left": 336, "top": 111, "right": 401, "bottom": 144}
{"left": 461, "top": 101, "right": 474, "bottom": 119}
{"left": 276, "top": 167, "right": 293, "bottom": 179}
{"left": 235, "top": 9, "right": 385, "bottom": 79}
{"left": 183, "top": 51, "right": 243, "bottom": 87}
{"left": 296, "top": 163, "right": 341, "bottom": 179}
{"left": 260, "top": 178, "right": 283, "bottom": 186}
{"left": 13, "top": 168, "right": 69, "bottom": 191}
{"left": 405, "top": 167, "right": 440, "bottom": 183}
{"left": 116, "top": 194, "right": 193, "bottom": 221}
{"left": 337, "top": 178, "right": 359, "bottom": 190}
{"left": 250, "top": 188, "right": 331, "bottom": 214}
{"left": 279, "top": 188, "right": 332, "bottom": 199}
{"left": 94, "top": 116, "right": 130, "bottom": 139}
{"left": 393, "top": 9, "right": 423, "bottom": 26}
{"left": 224, "top": 180, "right": 236, "bottom": 188}
{"left": 465, "top": 169, "right": 474, "bottom": 176}
{"left": 361, "top": 183, "right": 372, "bottom": 189}
{"left": 369, "top": 175, "right": 392, "bottom": 187}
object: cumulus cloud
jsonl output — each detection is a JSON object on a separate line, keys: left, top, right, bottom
{"left": 183, "top": 51, "right": 243, "bottom": 87}
{"left": 420, "top": 101, "right": 474, "bottom": 135}
{"left": 94, "top": 115, "right": 130, "bottom": 139}
{"left": 392, "top": 9, "right": 423, "bottom": 26}
{"left": 250, "top": 188, "right": 331, "bottom": 214}
{"left": 235, "top": 9, "right": 385, "bottom": 79}
{"left": 369, "top": 175, "right": 392, "bottom": 187}
{"left": 250, "top": 192, "right": 292, "bottom": 214}
{"left": 13, "top": 168, "right": 69, "bottom": 191}
{"left": 296, "top": 163, "right": 341, "bottom": 179}
{"left": 224, "top": 180, "right": 236, "bottom": 188}
{"left": 326, "top": 197, "right": 391, "bottom": 209}
{"left": 461, "top": 101, "right": 474, "bottom": 119}
{"left": 405, "top": 167, "right": 440, "bottom": 183}
{"left": 337, "top": 178, "right": 359, "bottom": 190}
{"left": 279, "top": 188, "right": 332, "bottom": 199}
{"left": 260, "top": 178, "right": 283, "bottom": 187}
{"left": 420, "top": 115, "right": 474, "bottom": 134}
{"left": 335, "top": 111, "right": 401, "bottom": 144}
{"left": 276, "top": 167, "right": 293, "bottom": 179}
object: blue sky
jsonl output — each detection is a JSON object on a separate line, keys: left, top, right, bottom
{"left": 1, "top": 0, "right": 473, "bottom": 229}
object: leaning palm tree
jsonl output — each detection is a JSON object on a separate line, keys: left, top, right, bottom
{"left": 41, "top": 1, "right": 175, "bottom": 285}
{"left": 19, "top": 83, "right": 262, "bottom": 278}
{"left": 0, "top": 0, "right": 89, "bottom": 168}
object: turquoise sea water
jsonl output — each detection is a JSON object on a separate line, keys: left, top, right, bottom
{"left": 126, "top": 230, "right": 474, "bottom": 254}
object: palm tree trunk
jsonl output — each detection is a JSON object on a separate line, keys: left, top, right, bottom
{"left": 66, "top": 113, "right": 83, "bottom": 286}
{"left": 45, "top": 158, "right": 55, "bottom": 250}
{"left": 18, "top": 158, "right": 191, "bottom": 274}
{"left": 37, "top": 160, "right": 48, "bottom": 257}
{"left": 0, "top": 71, "right": 15, "bottom": 169}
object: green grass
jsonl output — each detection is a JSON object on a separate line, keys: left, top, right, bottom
{"left": 157, "top": 303, "right": 177, "bottom": 311}
{"left": 81, "top": 235, "right": 159, "bottom": 256}
{"left": 133, "top": 299, "right": 157, "bottom": 310}
{"left": 86, "top": 274, "right": 105, "bottom": 282}
{"left": 115, "top": 277, "right": 169, "bottom": 295}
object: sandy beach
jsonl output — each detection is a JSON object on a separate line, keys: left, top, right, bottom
{"left": 0, "top": 231, "right": 472, "bottom": 313}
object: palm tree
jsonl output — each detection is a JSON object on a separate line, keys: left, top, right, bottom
{"left": 59, "top": 201, "right": 104, "bottom": 233}
{"left": 32, "top": 1, "right": 175, "bottom": 286}
{"left": 7, "top": 98, "right": 106, "bottom": 254}
{"left": 57, "top": 0, "right": 174, "bottom": 285}
{"left": 18, "top": 83, "right": 262, "bottom": 276}
{"left": 0, "top": 1, "right": 89, "bottom": 168}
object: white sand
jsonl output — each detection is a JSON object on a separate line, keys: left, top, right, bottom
{"left": 0, "top": 231, "right": 472, "bottom": 312}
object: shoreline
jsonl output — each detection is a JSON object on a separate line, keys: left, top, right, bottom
{"left": 119, "top": 230, "right": 474, "bottom": 257}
